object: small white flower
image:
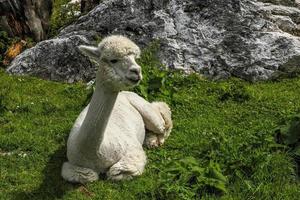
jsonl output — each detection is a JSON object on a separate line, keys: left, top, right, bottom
{"left": 18, "top": 153, "right": 27, "bottom": 158}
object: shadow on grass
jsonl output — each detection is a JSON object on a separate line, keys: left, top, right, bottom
{"left": 12, "top": 145, "right": 79, "bottom": 200}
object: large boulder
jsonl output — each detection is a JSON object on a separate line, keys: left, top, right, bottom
{"left": 7, "top": 0, "right": 300, "bottom": 82}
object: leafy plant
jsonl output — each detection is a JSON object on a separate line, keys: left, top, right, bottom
{"left": 134, "top": 41, "right": 203, "bottom": 105}
{"left": 208, "top": 80, "right": 251, "bottom": 103}
{"left": 157, "top": 157, "right": 227, "bottom": 199}
{"left": 275, "top": 114, "right": 300, "bottom": 146}
{"left": 275, "top": 114, "right": 300, "bottom": 176}
{"left": 49, "top": 0, "right": 81, "bottom": 36}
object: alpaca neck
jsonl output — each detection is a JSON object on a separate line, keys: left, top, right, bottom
{"left": 77, "top": 79, "right": 118, "bottom": 161}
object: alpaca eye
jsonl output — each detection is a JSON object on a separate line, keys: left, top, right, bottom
{"left": 110, "top": 59, "right": 118, "bottom": 64}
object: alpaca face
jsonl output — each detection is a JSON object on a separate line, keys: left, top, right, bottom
{"left": 79, "top": 35, "right": 142, "bottom": 90}
{"left": 102, "top": 53, "right": 142, "bottom": 88}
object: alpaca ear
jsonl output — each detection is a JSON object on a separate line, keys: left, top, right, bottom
{"left": 78, "top": 45, "right": 100, "bottom": 59}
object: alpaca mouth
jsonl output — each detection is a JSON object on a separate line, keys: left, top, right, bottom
{"left": 126, "top": 76, "right": 141, "bottom": 84}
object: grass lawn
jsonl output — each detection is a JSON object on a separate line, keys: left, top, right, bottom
{"left": 1, "top": 46, "right": 300, "bottom": 199}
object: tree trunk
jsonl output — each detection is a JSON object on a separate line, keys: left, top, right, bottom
{"left": 0, "top": 0, "right": 52, "bottom": 41}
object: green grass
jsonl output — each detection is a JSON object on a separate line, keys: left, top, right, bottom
{"left": 1, "top": 45, "right": 300, "bottom": 199}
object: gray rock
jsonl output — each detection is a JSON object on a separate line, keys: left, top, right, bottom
{"left": 7, "top": 0, "right": 300, "bottom": 82}
{"left": 7, "top": 31, "right": 99, "bottom": 82}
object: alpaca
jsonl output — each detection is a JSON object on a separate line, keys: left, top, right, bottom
{"left": 61, "top": 35, "right": 172, "bottom": 183}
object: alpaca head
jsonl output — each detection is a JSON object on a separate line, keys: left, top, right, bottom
{"left": 79, "top": 35, "right": 142, "bottom": 91}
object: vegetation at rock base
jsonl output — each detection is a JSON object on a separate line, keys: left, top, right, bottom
{"left": 0, "top": 29, "right": 35, "bottom": 69}
{"left": 0, "top": 29, "right": 12, "bottom": 68}
{"left": 1, "top": 44, "right": 300, "bottom": 200}
{"left": 50, "top": 0, "right": 81, "bottom": 37}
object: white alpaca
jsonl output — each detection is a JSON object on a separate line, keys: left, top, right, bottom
{"left": 61, "top": 35, "right": 172, "bottom": 183}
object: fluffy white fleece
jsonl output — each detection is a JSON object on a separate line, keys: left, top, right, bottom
{"left": 61, "top": 35, "right": 172, "bottom": 183}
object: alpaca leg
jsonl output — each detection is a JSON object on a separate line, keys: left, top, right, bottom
{"left": 125, "top": 92, "right": 167, "bottom": 134}
{"left": 151, "top": 102, "right": 173, "bottom": 138}
{"left": 61, "top": 162, "right": 99, "bottom": 183}
{"left": 144, "top": 132, "right": 160, "bottom": 148}
{"left": 107, "top": 150, "right": 146, "bottom": 181}
{"left": 144, "top": 102, "right": 173, "bottom": 148}
{"left": 144, "top": 131, "right": 168, "bottom": 148}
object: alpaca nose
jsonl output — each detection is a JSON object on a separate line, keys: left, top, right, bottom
{"left": 129, "top": 67, "right": 141, "bottom": 76}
